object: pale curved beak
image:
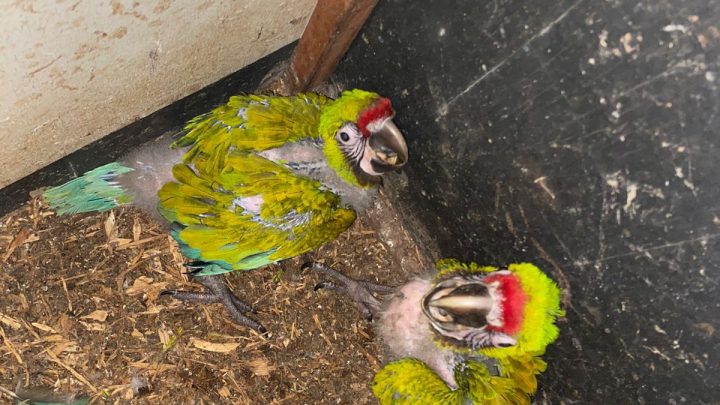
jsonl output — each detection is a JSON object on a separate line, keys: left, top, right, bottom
{"left": 421, "top": 279, "right": 495, "bottom": 329}
{"left": 368, "top": 119, "right": 408, "bottom": 172}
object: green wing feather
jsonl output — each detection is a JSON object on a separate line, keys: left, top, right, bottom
{"left": 372, "top": 356, "right": 545, "bottom": 405}
{"left": 158, "top": 150, "right": 356, "bottom": 275}
{"left": 173, "top": 93, "right": 331, "bottom": 170}
{"left": 372, "top": 358, "right": 459, "bottom": 404}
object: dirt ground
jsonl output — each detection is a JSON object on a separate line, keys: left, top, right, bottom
{"left": 0, "top": 197, "right": 419, "bottom": 404}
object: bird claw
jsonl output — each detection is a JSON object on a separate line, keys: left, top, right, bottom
{"left": 303, "top": 261, "right": 394, "bottom": 321}
{"left": 313, "top": 280, "right": 341, "bottom": 292}
{"left": 161, "top": 275, "right": 266, "bottom": 333}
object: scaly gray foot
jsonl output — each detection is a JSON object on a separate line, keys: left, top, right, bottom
{"left": 162, "top": 274, "right": 266, "bottom": 333}
{"left": 302, "top": 261, "right": 395, "bottom": 321}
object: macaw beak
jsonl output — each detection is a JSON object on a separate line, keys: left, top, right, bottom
{"left": 421, "top": 276, "right": 519, "bottom": 349}
{"left": 427, "top": 291, "right": 495, "bottom": 318}
{"left": 422, "top": 280, "right": 494, "bottom": 330}
{"left": 367, "top": 119, "right": 408, "bottom": 173}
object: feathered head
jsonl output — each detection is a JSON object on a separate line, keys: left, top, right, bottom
{"left": 319, "top": 89, "right": 408, "bottom": 187}
{"left": 423, "top": 259, "right": 564, "bottom": 358}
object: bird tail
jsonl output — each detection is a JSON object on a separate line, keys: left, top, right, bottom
{"left": 43, "top": 162, "right": 135, "bottom": 215}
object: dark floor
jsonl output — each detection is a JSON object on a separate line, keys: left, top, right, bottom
{"left": 336, "top": 0, "right": 720, "bottom": 402}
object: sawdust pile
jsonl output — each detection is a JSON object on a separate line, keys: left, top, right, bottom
{"left": 0, "top": 198, "right": 409, "bottom": 404}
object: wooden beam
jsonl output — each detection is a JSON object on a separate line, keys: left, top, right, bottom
{"left": 262, "top": 0, "right": 379, "bottom": 94}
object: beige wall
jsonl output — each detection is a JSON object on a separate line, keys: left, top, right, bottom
{"left": 0, "top": 0, "right": 316, "bottom": 188}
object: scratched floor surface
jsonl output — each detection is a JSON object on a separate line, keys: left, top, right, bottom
{"left": 336, "top": 0, "right": 720, "bottom": 402}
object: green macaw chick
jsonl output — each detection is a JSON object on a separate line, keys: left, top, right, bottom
{"left": 308, "top": 259, "right": 563, "bottom": 404}
{"left": 43, "top": 89, "right": 408, "bottom": 332}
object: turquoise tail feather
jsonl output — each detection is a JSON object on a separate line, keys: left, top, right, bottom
{"left": 43, "top": 162, "right": 134, "bottom": 215}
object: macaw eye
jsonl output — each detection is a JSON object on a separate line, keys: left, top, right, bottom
{"left": 490, "top": 332, "right": 518, "bottom": 348}
{"left": 336, "top": 123, "right": 361, "bottom": 145}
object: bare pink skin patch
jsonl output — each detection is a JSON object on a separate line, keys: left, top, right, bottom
{"left": 378, "top": 279, "right": 459, "bottom": 388}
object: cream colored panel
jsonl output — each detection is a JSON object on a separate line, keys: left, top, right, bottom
{"left": 0, "top": 0, "right": 316, "bottom": 187}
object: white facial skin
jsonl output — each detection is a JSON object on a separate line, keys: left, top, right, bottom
{"left": 334, "top": 123, "right": 383, "bottom": 176}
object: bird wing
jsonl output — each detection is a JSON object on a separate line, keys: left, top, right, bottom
{"left": 491, "top": 354, "right": 547, "bottom": 402}
{"left": 371, "top": 358, "right": 459, "bottom": 404}
{"left": 173, "top": 93, "right": 331, "bottom": 170}
{"left": 158, "top": 150, "right": 356, "bottom": 275}
{"left": 372, "top": 356, "right": 544, "bottom": 405}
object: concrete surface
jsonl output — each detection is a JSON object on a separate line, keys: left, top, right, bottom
{"left": 0, "top": 0, "right": 316, "bottom": 187}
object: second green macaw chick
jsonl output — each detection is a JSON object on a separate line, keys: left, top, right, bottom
{"left": 42, "top": 89, "right": 408, "bottom": 332}
{"left": 309, "top": 259, "right": 563, "bottom": 404}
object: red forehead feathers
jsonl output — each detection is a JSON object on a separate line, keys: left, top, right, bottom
{"left": 484, "top": 273, "right": 528, "bottom": 335}
{"left": 357, "top": 97, "right": 394, "bottom": 138}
